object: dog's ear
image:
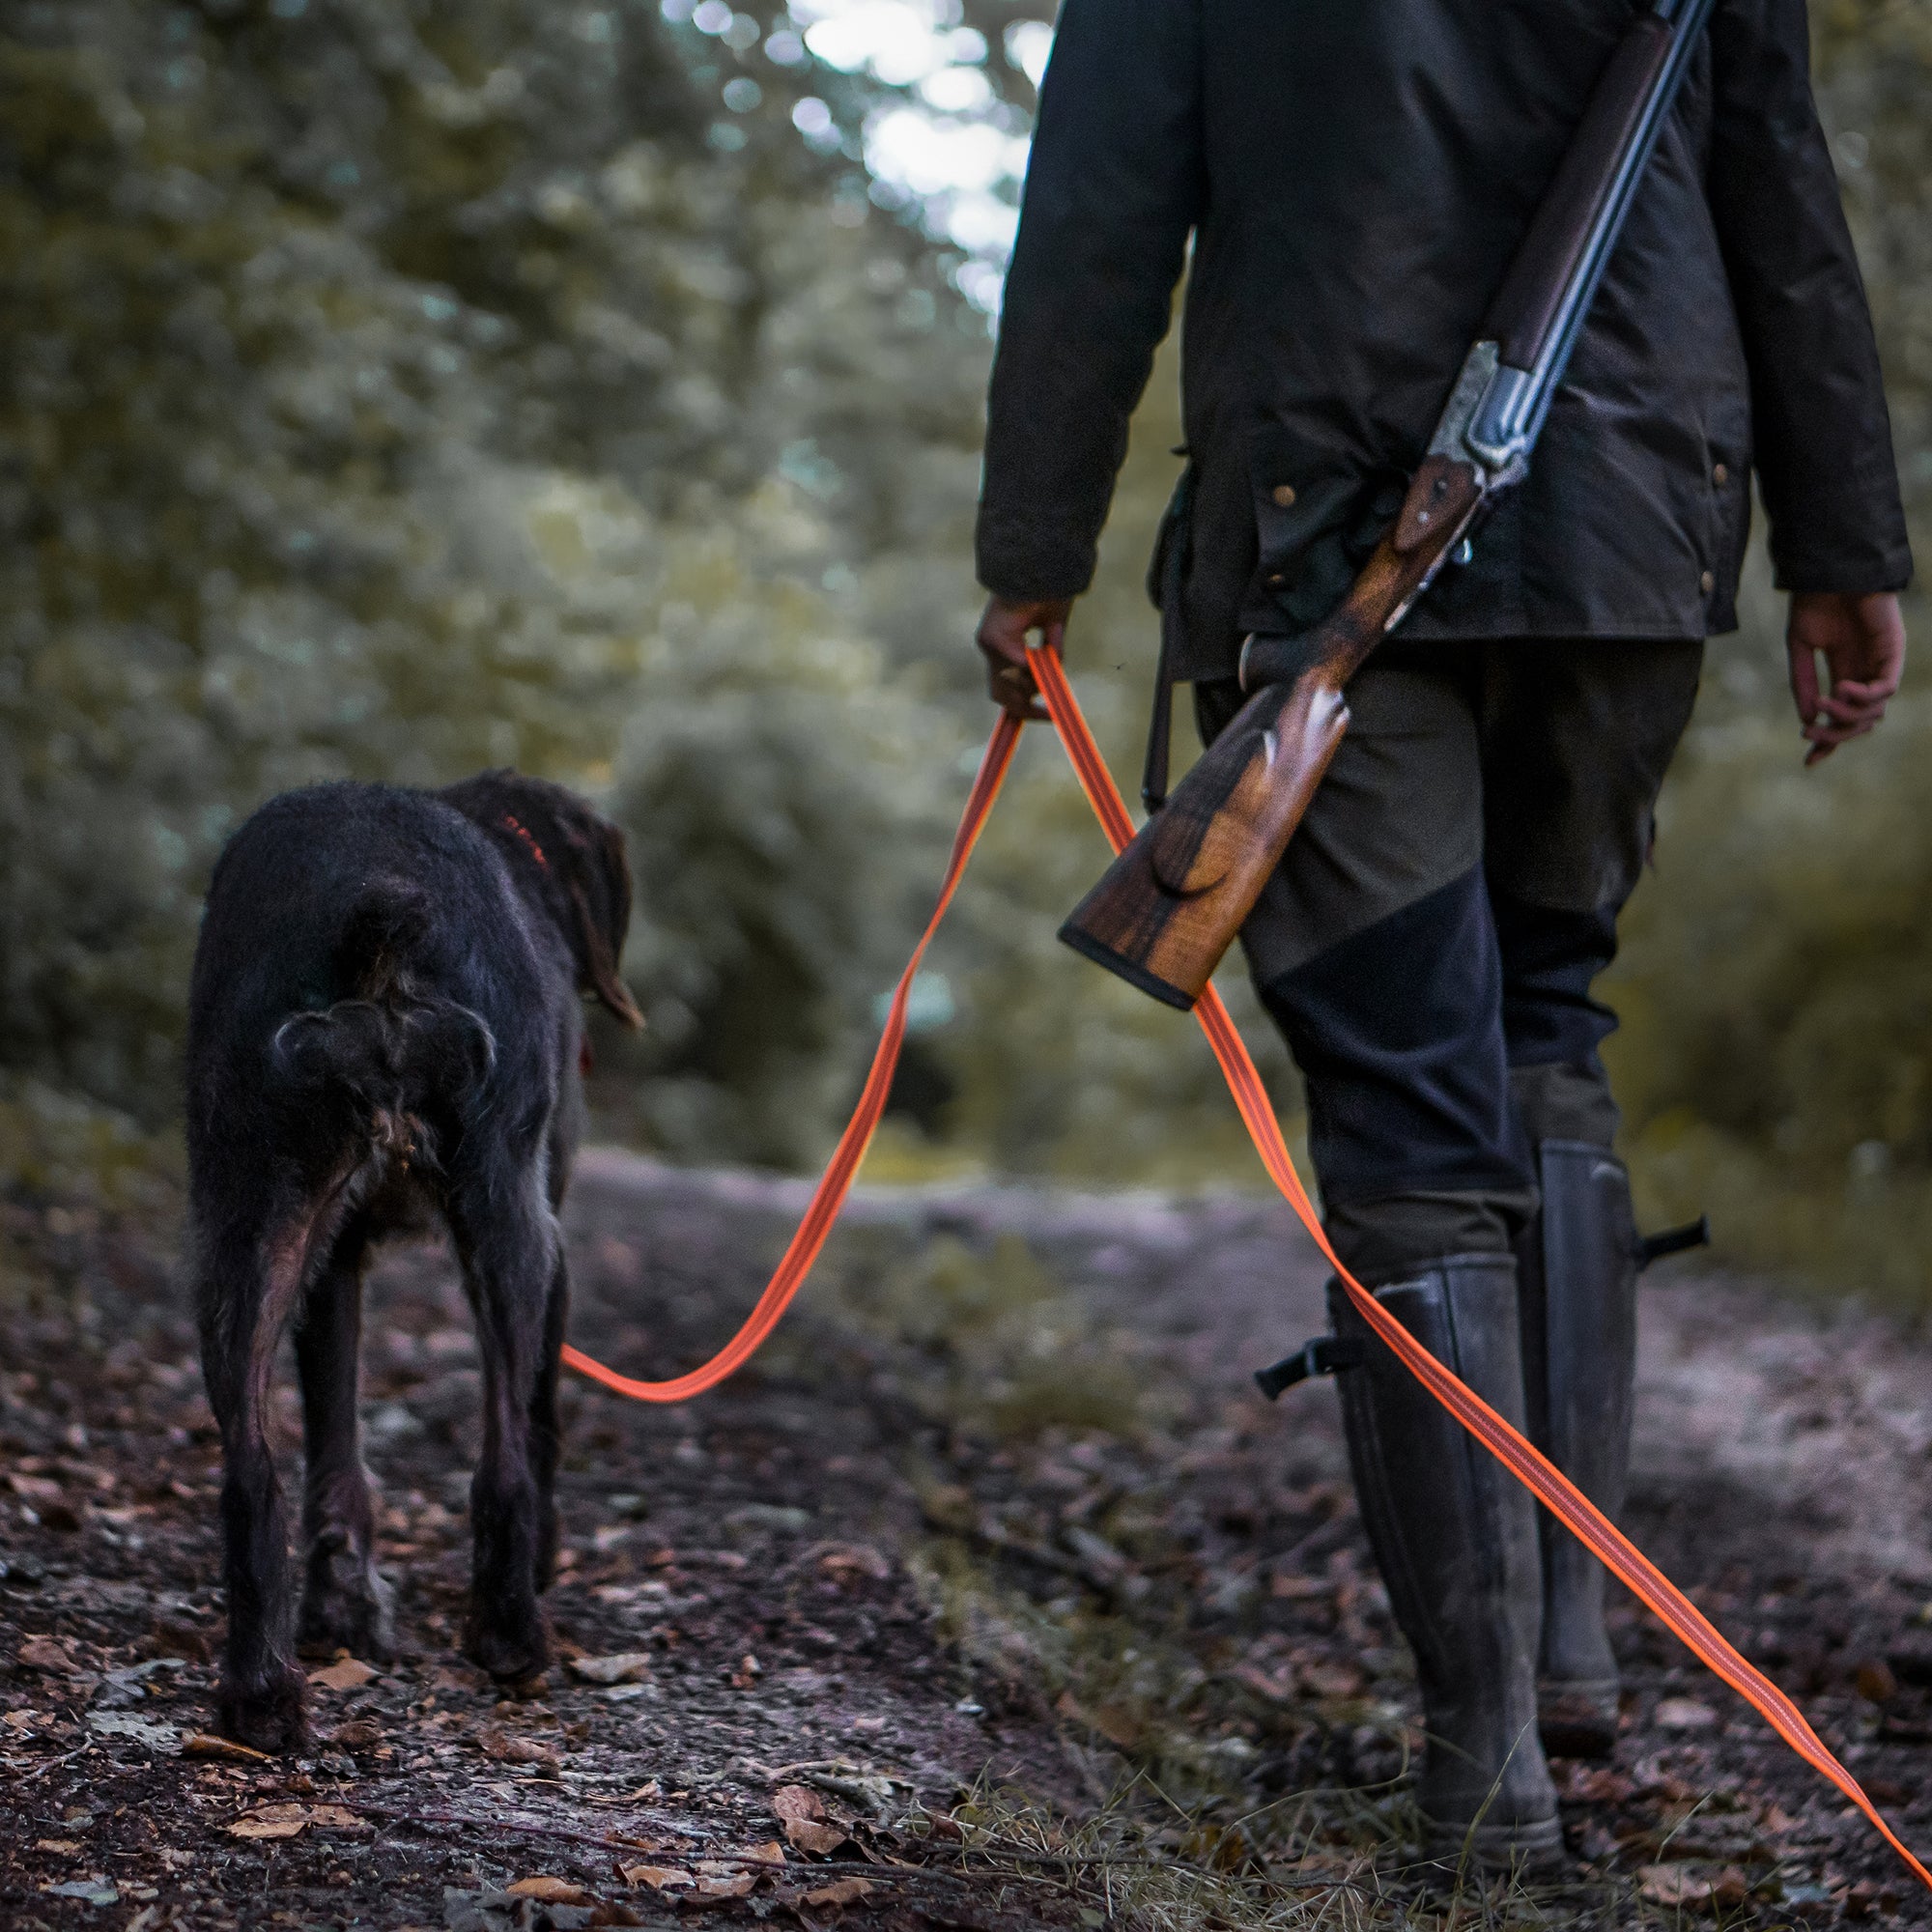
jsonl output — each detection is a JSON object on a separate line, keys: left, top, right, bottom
{"left": 441, "top": 772, "right": 643, "bottom": 1030}
{"left": 569, "top": 821, "right": 642, "bottom": 1031}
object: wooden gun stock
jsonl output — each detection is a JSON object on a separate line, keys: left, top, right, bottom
{"left": 1058, "top": 457, "right": 1482, "bottom": 1009}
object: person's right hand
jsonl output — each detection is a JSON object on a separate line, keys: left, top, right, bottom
{"left": 1787, "top": 590, "right": 1906, "bottom": 766}
{"left": 976, "top": 594, "right": 1072, "bottom": 722}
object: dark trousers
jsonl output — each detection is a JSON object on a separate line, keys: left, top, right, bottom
{"left": 1198, "top": 637, "right": 1702, "bottom": 1284}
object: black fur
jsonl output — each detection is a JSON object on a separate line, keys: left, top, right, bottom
{"left": 185, "top": 771, "right": 640, "bottom": 1751}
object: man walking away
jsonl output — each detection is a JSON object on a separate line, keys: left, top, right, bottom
{"left": 974, "top": 0, "right": 1909, "bottom": 1867}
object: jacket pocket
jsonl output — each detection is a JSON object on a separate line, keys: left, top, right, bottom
{"left": 1242, "top": 421, "right": 1399, "bottom": 634}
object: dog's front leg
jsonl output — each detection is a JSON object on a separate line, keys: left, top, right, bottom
{"left": 294, "top": 1218, "right": 396, "bottom": 1662}
{"left": 453, "top": 1174, "right": 557, "bottom": 1685}
{"left": 200, "top": 1223, "right": 310, "bottom": 1752}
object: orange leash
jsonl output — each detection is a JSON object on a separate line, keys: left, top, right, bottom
{"left": 560, "top": 709, "right": 1023, "bottom": 1405}
{"left": 566, "top": 646, "right": 1931, "bottom": 1891}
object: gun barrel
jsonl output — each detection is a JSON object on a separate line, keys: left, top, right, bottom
{"left": 1470, "top": 0, "right": 1719, "bottom": 471}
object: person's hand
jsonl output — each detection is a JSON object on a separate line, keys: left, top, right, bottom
{"left": 976, "top": 594, "right": 1071, "bottom": 721}
{"left": 1787, "top": 590, "right": 1906, "bottom": 766}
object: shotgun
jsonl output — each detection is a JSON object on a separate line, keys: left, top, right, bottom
{"left": 1059, "top": 0, "right": 1719, "bottom": 1010}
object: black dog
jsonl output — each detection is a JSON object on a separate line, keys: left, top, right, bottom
{"left": 185, "top": 771, "right": 641, "bottom": 1751}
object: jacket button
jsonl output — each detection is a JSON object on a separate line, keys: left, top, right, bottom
{"left": 1699, "top": 569, "right": 1715, "bottom": 595}
{"left": 1713, "top": 462, "right": 1728, "bottom": 486}
{"left": 1271, "top": 484, "right": 1297, "bottom": 508}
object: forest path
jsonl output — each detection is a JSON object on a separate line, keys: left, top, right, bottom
{"left": 3, "top": 1151, "right": 1932, "bottom": 1929}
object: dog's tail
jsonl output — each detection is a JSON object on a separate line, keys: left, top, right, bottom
{"left": 269, "top": 883, "right": 497, "bottom": 1165}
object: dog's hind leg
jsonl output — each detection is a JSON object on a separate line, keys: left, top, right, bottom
{"left": 198, "top": 1210, "right": 312, "bottom": 1753}
{"left": 294, "top": 1212, "right": 397, "bottom": 1663}
{"left": 449, "top": 1165, "right": 559, "bottom": 1685}
{"left": 528, "top": 1249, "right": 570, "bottom": 1592}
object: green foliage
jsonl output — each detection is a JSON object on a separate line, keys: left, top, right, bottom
{"left": 3, "top": 0, "right": 1929, "bottom": 1309}
{"left": 0, "top": 0, "right": 982, "bottom": 1161}
{"left": 1598, "top": 11, "right": 1932, "bottom": 1302}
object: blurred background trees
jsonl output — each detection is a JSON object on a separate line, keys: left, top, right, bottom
{"left": 0, "top": 0, "right": 1926, "bottom": 1298}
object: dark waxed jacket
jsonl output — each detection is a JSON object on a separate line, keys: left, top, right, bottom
{"left": 975, "top": 0, "right": 1912, "bottom": 682}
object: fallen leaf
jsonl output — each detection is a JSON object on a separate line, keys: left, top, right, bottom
{"left": 328, "top": 1718, "right": 383, "bottom": 1750}
{"left": 35, "top": 1838, "right": 82, "bottom": 1854}
{"left": 42, "top": 1881, "right": 119, "bottom": 1905}
{"left": 476, "top": 1724, "right": 562, "bottom": 1773}
{"left": 773, "top": 1783, "right": 847, "bottom": 1856}
{"left": 10, "top": 1473, "right": 65, "bottom": 1503}
{"left": 816, "top": 1544, "right": 891, "bottom": 1583}
{"left": 1230, "top": 1662, "right": 1294, "bottom": 1704}
{"left": 736, "top": 1841, "right": 786, "bottom": 1865}
{"left": 1298, "top": 1661, "right": 1364, "bottom": 1700}
{"left": 694, "top": 1868, "right": 754, "bottom": 1899}
{"left": 568, "top": 1652, "right": 654, "bottom": 1686}
{"left": 773, "top": 1785, "right": 829, "bottom": 1824}
{"left": 227, "top": 1804, "right": 313, "bottom": 1841}
{"left": 1269, "top": 1571, "right": 1329, "bottom": 1601}
{"left": 1054, "top": 1690, "right": 1140, "bottom": 1748}
{"left": 307, "top": 1656, "right": 378, "bottom": 1691}
{"left": 306, "top": 1804, "right": 365, "bottom": 1830}
{"left": 803, "top": 1878, "right": 875, "bottom": 1907}
{"left": 3, "top": 1710, "right": 42, "bottom": 1731}
{"left": 507, "top": 1877, "right": 595, "bottom": 1904}
{"left": 620, "top": 1863, "right": 694, "bottom": 1891}
{"left": 1638, "top": 1863, "right": 1747, "bottom": 1910}
{"left": 17, "top": 1635, "right": 76, "bottom": 1672}
{"left": 1654, "top": 1697, "right": 1718, "bottom": 1731}
{"left": 182, "top": 1732, "right": 270, "bottom": 1763}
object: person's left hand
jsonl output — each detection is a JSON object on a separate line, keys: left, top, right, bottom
{"left": 976, "top": 594, "right": 1071, "bottom": 722}
{"left": 1787, "top": 590, "right": 1906, "bottom": 766}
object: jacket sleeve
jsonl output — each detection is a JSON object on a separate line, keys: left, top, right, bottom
{"left": 1706, "top": 0, "right": 1912, "bottom": 594}
{"left": 974, "top": 0, "right": 1204, "bottom": 601}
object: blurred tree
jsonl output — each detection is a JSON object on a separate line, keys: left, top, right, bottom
{"left": 1598, "top": 2, "right": 1932, "bottom": 1296}
{"left": 2, "top": 0, "right": 1927, "bottom": 1300}
{"left": 0, "top": 0, "right": 986, "bottom": 1164}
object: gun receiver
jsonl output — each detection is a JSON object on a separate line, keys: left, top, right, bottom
{"left": 1057, "top": 0, "right": 1716, "bottom": 1010}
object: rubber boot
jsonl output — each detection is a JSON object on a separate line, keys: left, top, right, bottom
{"left": 1328, "top": 1256, "right": 1561, "bottom": 1867}
{"left": 1516, "top": 1142, "right": 1637, "bottom": 1760}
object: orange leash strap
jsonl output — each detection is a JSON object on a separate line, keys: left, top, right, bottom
{"left": 565, "top": 647, "right": 1929, "bottom": 1890}
{"left": 559, "top": 709, "right": 1023, "bottom": 1404}
{"left": 1026, "top": 642, "right": 1932, "bottom": 1893}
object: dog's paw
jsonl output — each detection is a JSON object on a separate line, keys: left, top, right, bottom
{"left": 462, "top": 1600, "right": 551, "bottom": 1686}
{"left": 217, "top": 1665, "right": 311, "bottom": 1755}
{"left": 298, "top": 1561, "right": 397, "bottom": 1663}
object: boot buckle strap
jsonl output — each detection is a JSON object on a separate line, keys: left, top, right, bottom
{"left": 1254, "top": 1334, "right": 1365, "bottom": 1401}
{"left": 1634, "top": 1214, "right": 1711, "bottom": 1271}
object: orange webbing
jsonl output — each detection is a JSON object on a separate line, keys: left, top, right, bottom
{"left": 563, "top": 645, "right": 1928, "bottom": 1890}
{"left": 559, "top": 710, "right": 1023, "bottom": 1404}
{"left": 1026, "top": 642, "right": 1932, "bottom": 1893}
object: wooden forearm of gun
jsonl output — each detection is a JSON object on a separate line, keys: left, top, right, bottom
{"left": 1056, "top": 454, "right": 1487, "bottom": 1009}
{"left": 1056, "top": 0, "right": 1715, "bottom": 1011}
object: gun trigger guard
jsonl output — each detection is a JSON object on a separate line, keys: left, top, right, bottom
{"left": 1254, "top": 1334, "right": 1364, "bottom": 1401}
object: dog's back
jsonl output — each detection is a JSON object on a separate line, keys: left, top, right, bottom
{"left": 186, "top": 781, "right": 565, "bottom": 1216}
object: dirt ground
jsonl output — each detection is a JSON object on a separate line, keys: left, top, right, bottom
{"left": 6, "top": 1149, "right": 1932, "bottom": 1930}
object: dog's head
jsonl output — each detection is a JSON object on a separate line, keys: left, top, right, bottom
{"left": 440, "top": 771, "right": 644, "bottom": 1031}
